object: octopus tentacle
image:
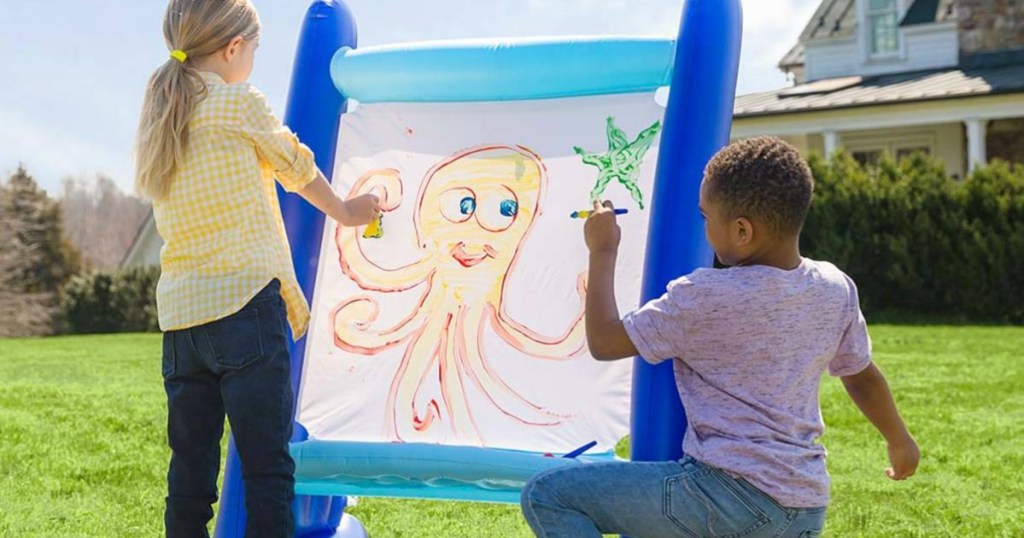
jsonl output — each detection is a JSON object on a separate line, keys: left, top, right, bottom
{"left": 442, "top": 306, "right": 483, "bottom": 444}
{"left": 491, "top": 272, "right": 588, "bottom": 359}
{"left": 331, "top": 276, "right": 437, "bottom": 355}
{"left": 336, "top": 169, "right": 436, "bottom": 292}
{"left": 457, "top": 304, "right": 566, "bottom": 426}
{"left": 384, "top": 313, "right": 446, "bottom": 441}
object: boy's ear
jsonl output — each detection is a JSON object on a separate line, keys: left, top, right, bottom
{"left": 733, "top": 217, "right": 754, "bottom": 246}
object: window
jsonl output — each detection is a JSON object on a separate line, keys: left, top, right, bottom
{"left": 853, "top": 147, "right": 930, "bottom": 168}
{"left": 987, "top": 117, "right": 1024, "bottom": 166}
{"left": 868, "top": 0, "right": 899, "bottom": 55}
{"left": 895, "top": 146, "right": 931, "bottom": 161}
{"left": 845, "top": 129, "right": 936, "bottom": 169}
{"left": 852, "top": 149, "right": 884, "bottom": 167}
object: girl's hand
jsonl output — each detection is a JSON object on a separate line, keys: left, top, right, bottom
{"left": 298, "top": 171, "right": 382, "bottom": 227}
{"left": 886, "top": 436, "right": 920, "bottom": 481}
{"left": 340, "top": 193, "right": 381, "bottom": 227}
{"left": 584, "top": 200, "right": 621, "bottom": 255}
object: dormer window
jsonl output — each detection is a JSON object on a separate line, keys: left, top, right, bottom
{"left": 868, "top": 0, "right": 900, "bottom": 55}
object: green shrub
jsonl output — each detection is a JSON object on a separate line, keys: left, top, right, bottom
{"left": 802, "top": 152, "right": 1024, "bottom": 323}
{"left": 61, "top": 267, "right": 160, "bottom": 334}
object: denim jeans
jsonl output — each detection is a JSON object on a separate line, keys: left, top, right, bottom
{"left": 162, "top": 280, "right": 295, "bottom": 538}
{"left": 521, "top": 455, "right": 827, "bottom": 538}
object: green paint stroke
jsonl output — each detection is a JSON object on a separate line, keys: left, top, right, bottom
{"left": 574, "top": 117, "right": 661, "bottom": 210}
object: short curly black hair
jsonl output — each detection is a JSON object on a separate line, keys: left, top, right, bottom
{"left": 703, "top": 136, "right": 814, "bottom": 236}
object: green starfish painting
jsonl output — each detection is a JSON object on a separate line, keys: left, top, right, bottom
{"left": 574, "top": 116, "right": 661, "bottom": 209}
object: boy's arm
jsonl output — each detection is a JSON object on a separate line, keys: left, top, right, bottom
{"left": 586, "top": 248, "right": 638, "bottom": 361}
{"left": 583, "top": 201, "right": 638, "bottom": 361}
{"left": 841, "top": 363, "right": 920, "bottom": 480}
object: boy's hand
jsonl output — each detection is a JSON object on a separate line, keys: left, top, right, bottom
{"left": 841, "top": 363, "right": 919, "bottom": 482}
{"left": 584, "top": 200, "right": 621, "bottom": 255}
{"left": 340, "top": 193, "right": 382, "bottom": 227}
{"left": 886, "top": 436, "right": 920, "bottom": 481}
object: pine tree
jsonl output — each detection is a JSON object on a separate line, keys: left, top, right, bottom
{"left": 2, "top": 165, "right": 82, "bottom": 294}
{"left": 0, "top": 185, "right": 50, "bottom": 337}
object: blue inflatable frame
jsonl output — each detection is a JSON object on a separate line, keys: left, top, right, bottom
{"left": 213, "top": 0, "right": 741, "bottom": 535}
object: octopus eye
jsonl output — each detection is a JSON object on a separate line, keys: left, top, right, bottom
{"left": 460, "top": 197, "right": 477, "bottom": 216}
{"left": 499, "top": 199, "right": 518, "bottom": 217}
{"left": 476, "top": 188, "right": 520, "bottom": 232}
{"left": 440, "top": 187, "right": 476, "bottom": 223}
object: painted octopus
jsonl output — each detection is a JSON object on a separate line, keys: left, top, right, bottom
{"left": 332, "top": 145, "right": 587, "bottom": 444}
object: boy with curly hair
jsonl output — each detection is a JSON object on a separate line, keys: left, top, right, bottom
{"left": 521, "top": 137, "right": 919, "bottom": 537}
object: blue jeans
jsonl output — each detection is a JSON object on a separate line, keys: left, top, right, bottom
{"left": 162, "top": 280, "right": 295, "bottom": 538}
{"left": 521, "top": 456, "right": 826, "bottom": 538}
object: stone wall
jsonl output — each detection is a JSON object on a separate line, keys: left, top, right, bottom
{"left": 957, "top": 0, "right": 1024, "bottom": 54}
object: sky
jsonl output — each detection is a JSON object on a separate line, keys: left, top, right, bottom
{"left": 0, "top": 0, "right": 819, "bottom": 195}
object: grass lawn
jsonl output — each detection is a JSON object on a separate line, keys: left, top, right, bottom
{"left": 1, "top": 326, "right": 1022, "bottom": 537}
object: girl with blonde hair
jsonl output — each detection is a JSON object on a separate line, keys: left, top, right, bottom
{"left": 135, "top": 1, "right": 379, "bottom": 535}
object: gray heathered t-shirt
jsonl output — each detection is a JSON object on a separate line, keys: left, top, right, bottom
{"left": 622, "top": 258, "right": 871, "bottom": 508}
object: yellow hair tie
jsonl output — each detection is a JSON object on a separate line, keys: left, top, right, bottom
{"left": 170, "top": 49, "right": 188, "bottom": 63}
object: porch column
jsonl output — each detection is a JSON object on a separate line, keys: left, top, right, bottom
{"left": 823, "top": 130, "right": 840, "bottom": 156}
{"left": 965, "top": 118, "right": 988, "bottom": 172}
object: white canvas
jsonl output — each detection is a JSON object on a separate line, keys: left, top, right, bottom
{"left": 298, "top": 92, "right": 665, "bottom": 454}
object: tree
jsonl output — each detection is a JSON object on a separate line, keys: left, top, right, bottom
{"left": 61, "top": 175, "right": 150, "bottom": 269}
{"left": 0, "top": 188, "right": 50, "bottom": 337}
{"left": 2, "top": 165, "right": 82, "bottom": 293}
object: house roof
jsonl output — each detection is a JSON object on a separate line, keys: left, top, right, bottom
{"left": 901, "top": 0, "right": 957, "bottom": 26}
{"left": 736, "top": 61, "right": 1024, "bottom": 118}
{"left": 779, "top": 0, "right": 857, "bottom": 68}
{"left": 779, "top": 0, "right": 958, "bottom": 69}
{"left": 120, "top": 210, "right": 155, "bottom": 268}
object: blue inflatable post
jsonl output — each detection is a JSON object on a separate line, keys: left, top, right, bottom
{"left": 213, "top": 1, "right": 357, "bottom": 537}
{"left": 630, "top": 0, "right": 743, "bottom": 463}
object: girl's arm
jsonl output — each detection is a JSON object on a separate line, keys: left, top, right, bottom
{"left": 298, "top": 168, "right": 379, "bottom": 227}
{"left": 841, "top": 363, "right": 920, "bottom": 480}
{"left": 238, "top": 85, "right": 379, "bottom": 225}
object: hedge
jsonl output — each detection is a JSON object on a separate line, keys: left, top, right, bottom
{"left": 61, "top": 266, "right": 160, "bottom": 334}
{"left": 802, "top": 152, "right": 1024, "bottom": 323}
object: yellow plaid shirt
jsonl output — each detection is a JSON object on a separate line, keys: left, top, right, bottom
{"left": 152, "top": 71, "right": 317, "bottom": 339}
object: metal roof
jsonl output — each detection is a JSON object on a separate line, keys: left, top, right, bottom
{"left": 736, "top": 62, "right": 1024, "bottom": 118}
{"left": 779, "top": 0, "right": 958, "bottom": 69}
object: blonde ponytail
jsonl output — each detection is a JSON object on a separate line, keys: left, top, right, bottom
{"left": 135, "top": 0, "right": 261, "bottom": 200}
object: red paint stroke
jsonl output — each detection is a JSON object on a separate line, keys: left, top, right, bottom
{"left": 450, "top": 242, "right": 497, "bottom": 268}
{"left": 330, "top": 283, "right": 432, "bottom": 355}
{"left": 413, "top": 399, "right": 440, "bottom": 431}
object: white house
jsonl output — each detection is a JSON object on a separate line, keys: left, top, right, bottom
{"left": 733, "top": 0, "right": 1024, "bottom": 179}
{"left": 121, "top": 211, "right": 161, "bottom": 268}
